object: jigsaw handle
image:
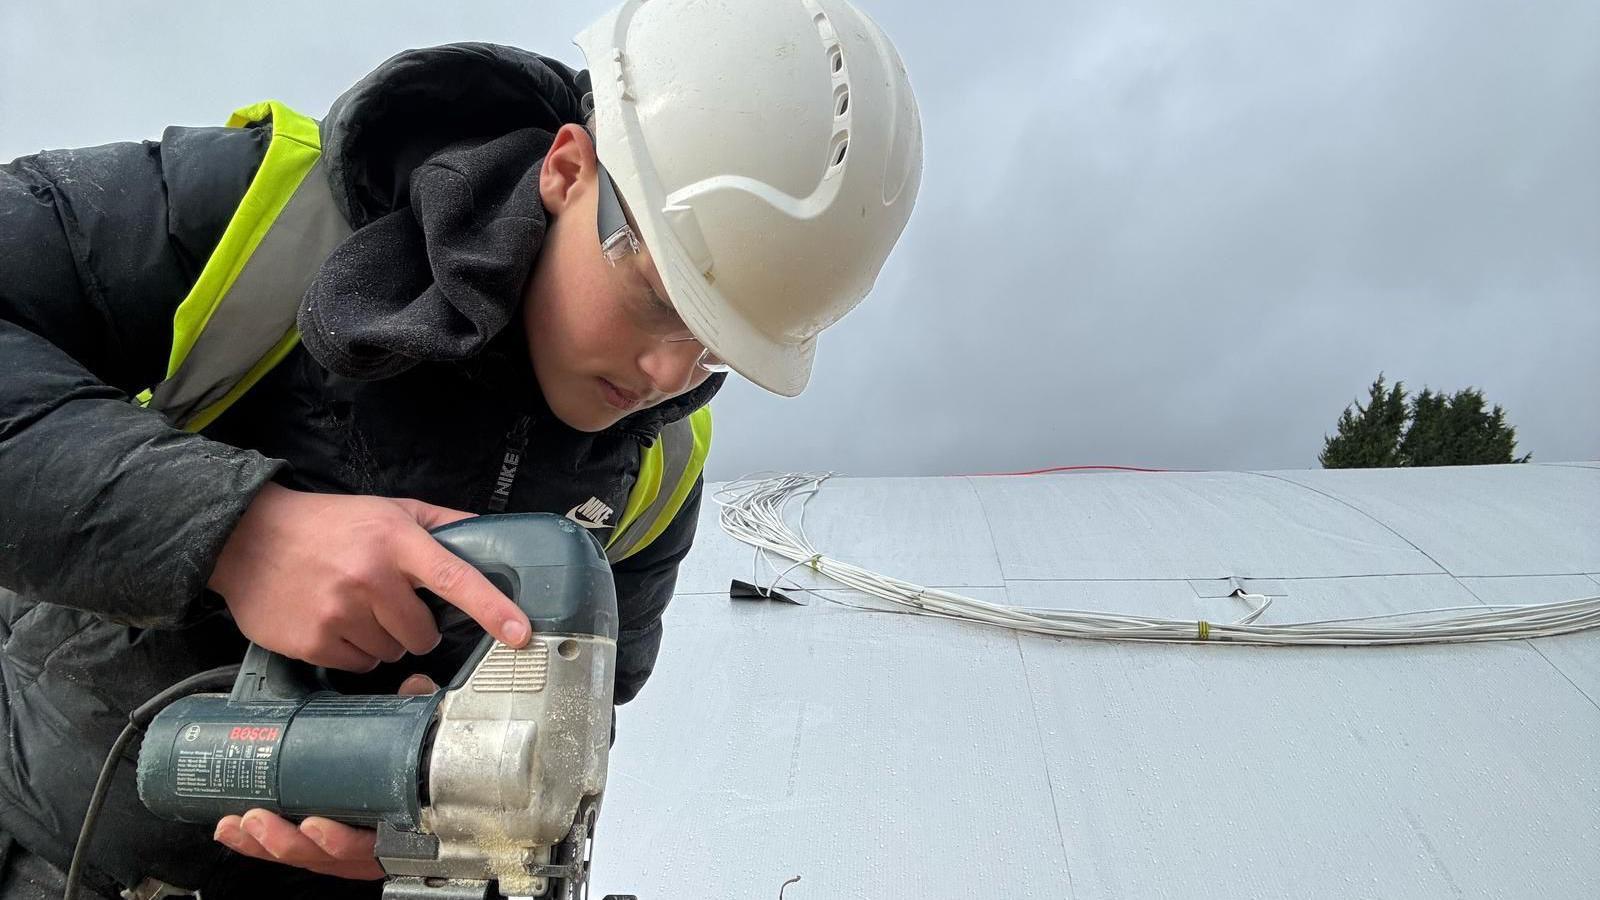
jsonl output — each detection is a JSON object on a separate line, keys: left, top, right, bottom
{"left": 229, "top": 513, "right": 620, "bottom": 703}
{"left": 138, "top": 513, "right": 620, "bottom": 827}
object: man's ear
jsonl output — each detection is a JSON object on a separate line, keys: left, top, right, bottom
{"left": 539, "top": 123, "right": 597, "bottom": 216}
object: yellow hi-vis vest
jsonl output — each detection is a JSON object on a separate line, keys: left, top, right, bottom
{"left": 135, "top": 100, "right": 711, "bottom": 564}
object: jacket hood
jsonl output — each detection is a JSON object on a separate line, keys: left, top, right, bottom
{"left": 304, "top": 42, "right": 721, "bottom": 434}
{"left": 321, "top": 42, "right": 588, "bottom": 227}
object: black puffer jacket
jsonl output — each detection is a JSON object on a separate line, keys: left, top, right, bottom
{"left": 0, "top": 44, "right": 719, "bottom": 897}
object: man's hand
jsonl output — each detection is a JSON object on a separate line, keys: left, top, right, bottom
{"left": 210, "top": 483, "right": 531, "bottom": 672}
{"left": 213, "top": 674, "right": 439, "bottom": 877}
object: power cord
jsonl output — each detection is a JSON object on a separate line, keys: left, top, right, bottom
{"left": 64, "top": 665, "right": 241, "bottom": 900}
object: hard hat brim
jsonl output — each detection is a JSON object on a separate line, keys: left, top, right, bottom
{"left": 648, "top": 226, "right": 815, "bottom": 397}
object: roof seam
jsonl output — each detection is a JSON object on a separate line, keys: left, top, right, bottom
{"left": 1014, "top": 631, "right": 1078, "bottom": 899}
{"left": 1241, "top": 471, "right": 1454, "bottom": 575}
{"left": 672, "top": 585, "right": 1007, "bottom": 598}
{"left": 1003, "top": 572, "right": 1449, "bottom": 584}
{"left": 1453, "top": 579, "right": 1600, "bottom": 713}
{"left": 1522, "top": 643, "right": 1599, "bottom": 713}
{"left": 1223, "top": 475, "right": 1596, "bottom": 668}
{"left": 1458, "top": 572, "right": 1600, "bottom": 580}
{"left": 961, "top": 474, "right": 1013, "bottom": 586}
{"left": 672, "top": 569, "right": 1600, "bottom": 598}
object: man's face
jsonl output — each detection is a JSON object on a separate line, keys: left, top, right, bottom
{"left": 523, "top": 124, "right": 714, "bottom": 433}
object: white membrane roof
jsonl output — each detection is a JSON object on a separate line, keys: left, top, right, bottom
{"left": 593, "top": 463, "right": 1600, "bottom": 899}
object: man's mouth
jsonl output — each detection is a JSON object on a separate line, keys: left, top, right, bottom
{"left": 599, "top": 378, "right": 645, "bottom": 411}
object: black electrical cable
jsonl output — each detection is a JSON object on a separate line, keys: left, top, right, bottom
{"left": 63, "top": 664, "right": 240, "bottom": 900}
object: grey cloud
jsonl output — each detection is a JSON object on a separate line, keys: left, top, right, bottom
{"left": 3, "top": 0, "right": 1594, "bottom": 480}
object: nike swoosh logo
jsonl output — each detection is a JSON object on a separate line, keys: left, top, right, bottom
{"left": 566, "top": 505, "right": 614, "bottom": 530}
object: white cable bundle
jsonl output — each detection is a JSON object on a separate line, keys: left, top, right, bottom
{"left": 713, "top": 472, "right": 1600, "bottom": 646}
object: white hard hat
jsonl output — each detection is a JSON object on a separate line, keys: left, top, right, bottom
{"left": 575, "top": 0, "right": 924, "bottom": 396}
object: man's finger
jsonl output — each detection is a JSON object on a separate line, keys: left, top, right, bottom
{"left": 216, "top": 816, "right": 274, "bottom": 861}
{"left": 344, "top": 612, "right": 410, "bottom": 664}
{"left": 399, "top": 674, "right": 439, "bottom": 696}
{"left": 299, "top": 816, "right": 380, "bottom": 863}
{"left": 398, "top": 529, "right": 530, "bottom": 648}
{"left": 371, "top": 577, "right": 444, "bottom": 656}
{"left": 323, "top": 639, "right": 381, "bottom": 674}
{"left": 234, "top": 809, "right": 322, "bottom": 861}
{"left": 216, "top": 811, "right": 384, "bottom": 880}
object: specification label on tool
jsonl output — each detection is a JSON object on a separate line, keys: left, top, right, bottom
{"left": 171, "top": 722, "right": 284, "bottom": 801}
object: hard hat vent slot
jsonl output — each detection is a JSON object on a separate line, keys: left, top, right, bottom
{"left": 808, "top": 4, "right": 846, "bottom": 76}
{"left": 831, "top": 136, "right": 849, "bottom": 168}
{"left": 835, "top": 86, "right": 850, "bottom": 117}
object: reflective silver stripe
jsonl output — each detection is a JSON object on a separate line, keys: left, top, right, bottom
{"left": 605, "top": 417, "right": 695, "bottom": 564}
{"left": 147, "top": 160, "right": 352, "bottom": 427}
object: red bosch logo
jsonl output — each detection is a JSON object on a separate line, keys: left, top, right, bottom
{"left": 229, "top": 726, "right": 281, "bottom": 742}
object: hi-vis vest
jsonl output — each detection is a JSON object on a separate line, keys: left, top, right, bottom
{"left": 136, "top": 101, "right": 711, "bottom": 564}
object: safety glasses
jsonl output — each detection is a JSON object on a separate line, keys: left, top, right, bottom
{"left": 595, "top": 163, "right": 729, "bottom": 375}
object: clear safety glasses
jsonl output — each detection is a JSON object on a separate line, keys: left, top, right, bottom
{"left": 595, "top": 163, "right": 730, "bottom": 375}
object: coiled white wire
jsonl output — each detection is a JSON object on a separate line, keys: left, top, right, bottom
{"left": 713, "top": 472, "right": 1600, "bottom": 645}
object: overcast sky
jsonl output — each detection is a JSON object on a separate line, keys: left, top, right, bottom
{"left": 3, "top": 0, "right": 1595, "bottom": 480}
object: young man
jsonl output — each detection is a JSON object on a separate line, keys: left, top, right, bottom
{"left": 0, "top": 0, "right": 921, "bottom": 897}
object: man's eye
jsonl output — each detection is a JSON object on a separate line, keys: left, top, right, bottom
{"left": 646, "top": 290, "right": 676, "bottom": 316}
